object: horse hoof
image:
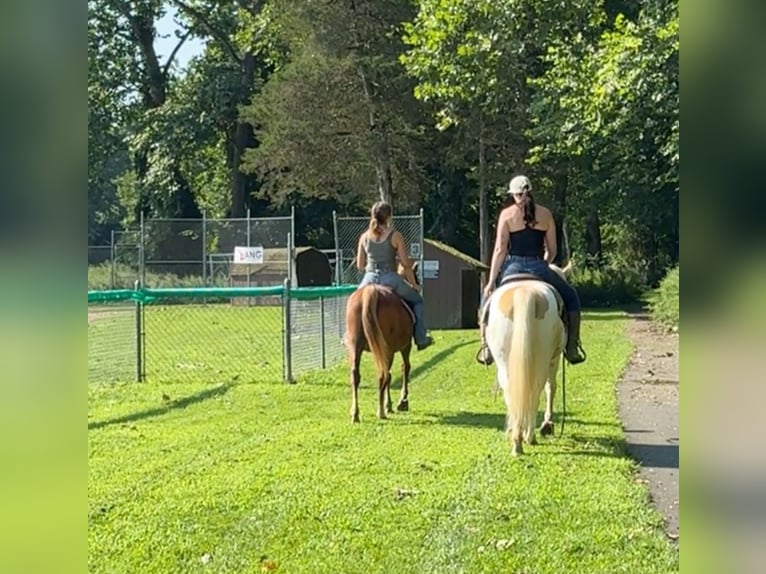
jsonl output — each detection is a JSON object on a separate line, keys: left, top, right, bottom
{"left": 540, "top": 421, "right": 554, "bottom": 436}
{"left": 396, "top": 400, "right": 409, "bottom": 412}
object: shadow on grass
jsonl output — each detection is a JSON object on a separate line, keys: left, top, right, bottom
{"left": 625, "top": 442, "right": 679, "bottom": 469}
{"left": 405, "top": 340, "right": 476, "bottom": 382}
{"left": 88, "top": 381, "right": 235, "bottom": 430}
{"left": 423, "top": 410, "right": 506, "bottom": 430}
{"left": 293, "top": 340, "right": 477, "bottom": 389}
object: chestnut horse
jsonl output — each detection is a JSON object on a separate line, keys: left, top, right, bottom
{"left": 344, "top": 264, "right": 418, "bottom": 423}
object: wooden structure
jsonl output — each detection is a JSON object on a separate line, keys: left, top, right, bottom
{"left": 228, "top": 246, "right": 332, "bottom": 306}
{"left": 229, "top": 246, "right": 333, "bottom": 289}
{"left": 419, "top": 239, "right": 488, "bottom": 329}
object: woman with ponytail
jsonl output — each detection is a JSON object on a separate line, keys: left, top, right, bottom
{"left": 477, "top": 175, "right": 586, "bottom": 366}
{"left": 355, "top": 201, "right": 434, "bottom": 351}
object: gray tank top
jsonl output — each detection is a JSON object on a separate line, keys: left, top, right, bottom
{"left": 364, "top": 231, "right": 397, "bottom": 272}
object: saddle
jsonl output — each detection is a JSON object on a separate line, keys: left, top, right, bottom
{"left": 481, "top": 273, "right": 566, "bottom": 325}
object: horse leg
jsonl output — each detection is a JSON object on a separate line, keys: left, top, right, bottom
{"left": 510, "top": 423, "right": 524, "bottom": 456}
{"left": 396, "top": 344, "right": 411, "bottom": 412}
{"left": 349, "top": 342, "right": 362, "bottom": 423}
{"left": 384, "top": 355, "right": 394, "bottom": 415}
{"left": 377, "top": 352, "right": 393, "bottom": 419}
{"left": 525, "top": 412, "right": 538, "bottom": 446}
{"left": 540, "top": 356, "right": 559, "bottom": 436}
{"left": 505, "top": 402, "right": 524, "bottom": 456}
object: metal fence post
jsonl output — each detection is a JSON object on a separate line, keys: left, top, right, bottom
{"left": 110, "top": 229, "right": 116, "bottom": 289}
{"left": 283, "top": 277, "right": 293, "bottom": 383}
{"left": 319, "top": 296, "right": 326, "bottom": 369}
{"left": 419, "top": 208, "right": 425, "bottom": 300}
{"left": 246, "top": 208, "right": 251, "bottom": 291}
{"left": 332, "top": 211, "right": 341, "bottom": 285}
{"left": 202, "top": 211, "right": 208, "bottom": 285}
{"left": 135, "top": 279, "right": 143, "bottom": 382}
{"left": 139, "top": 211, "right": 146, "bottom": 286}
{"left": 287, "top": 232, "right": 293, "bottom": 285}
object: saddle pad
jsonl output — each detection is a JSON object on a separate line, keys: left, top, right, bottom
{"left": 481, "top": 277, "right": 566, "bottom": 323}
{"left": 377, "top": 285, "right": 416, "bottom": 323}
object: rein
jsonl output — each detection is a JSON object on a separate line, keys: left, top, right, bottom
{"left": 560, "top": 353, "right": 567, "bottom": 437}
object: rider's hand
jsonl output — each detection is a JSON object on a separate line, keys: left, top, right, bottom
{"left": 483, "top": 283, "right": 495, "bottom": 299}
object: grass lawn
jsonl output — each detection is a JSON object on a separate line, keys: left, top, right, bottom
{"left": 88, "top": 310, "right": 678, "bottom": 573}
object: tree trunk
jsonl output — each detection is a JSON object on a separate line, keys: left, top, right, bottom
{"left": 127, "top": 8, "right": 198, "bottom": 219}
{"left": 230, "top": 52, "right": 256, "bottom": 218}
{"left": 551, "top": 167, "right": 568, "bottom": 266}
{"left": 478, "top": 113, "right": 489, "bottom": 282}
{"left": 358, "top": 64, "right": 393, "bottom": 205}
{"left": 585, "top": 211, "right": 602, "bottom": 265}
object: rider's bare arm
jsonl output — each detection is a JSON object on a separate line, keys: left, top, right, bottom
{"left": 541, "top": 208, "right": 557, "bottom": 264}
{"left": 487, "top": 212, "right": 510, "bottom": 287}
{"left": 356, "top": 234, "right": 367, "bottom": 270}
{"left": 393, "top": 231, "right": 418, "bottom": 287}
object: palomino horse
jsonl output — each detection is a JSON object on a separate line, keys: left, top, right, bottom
{"left": 485, "top": 277, "right": 566, "bottom": 455}
{"left": 344, "top": 267, "right": 418, "bottom": 423}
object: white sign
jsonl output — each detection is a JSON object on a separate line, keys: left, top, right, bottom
{"left": 234, "top": 245, "right": 264, "bottom": 264}
{"left": 422, "top": 259, "right": 439, "bottom": 279}
{"left": 409, "top": 242, "right": 421, "bottom": 257}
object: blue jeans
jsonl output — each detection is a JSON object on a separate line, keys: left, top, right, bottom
{"left": 501, "top": 256, "right": 581, "bottom": 312}
{"left": 358, "top": 270, "right": 428, "bottom": 345}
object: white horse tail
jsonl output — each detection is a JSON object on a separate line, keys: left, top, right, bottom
{"left": 506, "top": 287, "right": 541, "bottom": 445}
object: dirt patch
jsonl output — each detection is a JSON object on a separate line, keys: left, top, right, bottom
{"left": 88, "top": 307, "right": 131, "bottom": 325}
{"left": 89, "top": 311, "right": 118, "bottom": 324}
{"left": 617, "top": 312, "right": 679, "bottom": 541}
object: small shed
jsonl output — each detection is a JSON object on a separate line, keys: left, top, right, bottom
{"left": 419, "top": 239, "right": 488, "bottom": 330}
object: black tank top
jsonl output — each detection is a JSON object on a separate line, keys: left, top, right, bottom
{"left": 509, "top": 227, "right": 545, "bottom": 258}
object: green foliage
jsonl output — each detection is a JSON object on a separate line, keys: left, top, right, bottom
{"left": 241, "top": 0, "right": 430, "bottom": 207}
{"left": 570, "top": 264, "right": 647, "bottom": 308}
{"left": 89, "top": 324, "right": 678, "bottom": 572}
{"left": 648, "top": 265, "right": 679, "bottom": 330}
{"left": 88, "top": 0, "right": 678, "bottom": 287}
{"left": 527, "top": 1, "right": 679, "bottom": 281}
{"left": 567, "top": 222, "right": 655, "bottom": 307}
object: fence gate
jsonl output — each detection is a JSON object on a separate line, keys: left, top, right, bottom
{"left": 332, "top": 209, "right": 424, "bottom": 293}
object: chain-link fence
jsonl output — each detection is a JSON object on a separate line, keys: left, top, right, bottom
{"left": 333, "top": 210, "right": 424, "bottom": 289}
{"left": 289, "top": 294, "right": 349, "bottom": 378}
{"left": 141, "top": 297, "right": 286, "bottom": 384}
{"left": 87, "top": 211, "right": 294, "bottom": 290}
{"left": 87, "top": 285, "right": 355, "bottom": 384}
{"left": 88, "top": 300, "right": 137, "bottom": 383}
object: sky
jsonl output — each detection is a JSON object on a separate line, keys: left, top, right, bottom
{"left": 154, "top": 6, "right": 206, "bottom": 72}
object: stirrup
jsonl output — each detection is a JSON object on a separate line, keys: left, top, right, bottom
{"left": 566, "top": 342, "right": 587, "bottom": 364}
{"left": 416, "top": 336, "right": 434, "bottom": 351}
{"left": 476, "top": 344, "right": 494, "bottom": 366}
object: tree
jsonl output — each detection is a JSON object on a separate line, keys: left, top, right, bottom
{"left": 527, "top": 0, "right": 678, "bottom": 280}
{"left": 240, "top": 0, "right": 430, "bottom": 209}
{"left": 401, "top": 0, "right": 601, "bottom": 268}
